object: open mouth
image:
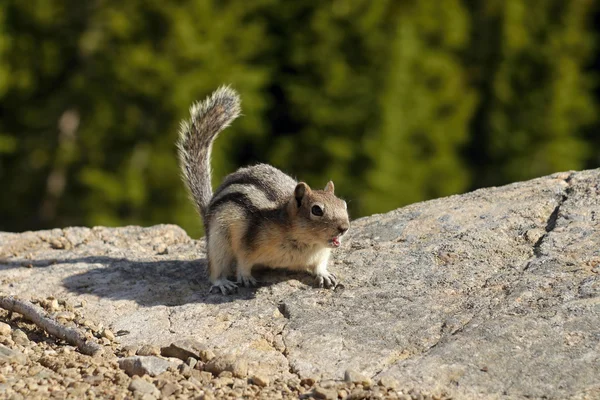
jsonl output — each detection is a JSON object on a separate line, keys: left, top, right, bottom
{"left": 330, "top": 236, "right": 341, "bottom": 248}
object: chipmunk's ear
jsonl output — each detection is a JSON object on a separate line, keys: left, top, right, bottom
{"left": 294, "top": 182, "right": 310, "bottom": 207}
{"left": 324, "top": 181, "right": 335, "bottom": 194}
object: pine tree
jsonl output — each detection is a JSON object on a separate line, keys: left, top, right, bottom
{"left": 2, "top": 0, "right": 598, "bottom": 234}
{"left": 262, "top": 0, "right": 399, "bottom": 215}
{"left": 466, "top": 0, "right": 598, "bottom": 188}
{"left": 0, "top": 0, "right": 272, "bottom": 235}
{"left": 362, "top": 0, "right": 476, "bottom": 215}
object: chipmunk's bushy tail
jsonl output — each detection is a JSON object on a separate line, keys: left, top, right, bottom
{"left": 177, "top": 86, "right": 241, "bottom": 219}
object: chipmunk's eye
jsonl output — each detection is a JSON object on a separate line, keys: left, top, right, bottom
{"left": 311, "top": 205, "right": 324, "bottom": 217}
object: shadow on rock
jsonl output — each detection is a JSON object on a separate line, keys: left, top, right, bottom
{"left": 2, "top": 257, "right": 315, "bottom": 306}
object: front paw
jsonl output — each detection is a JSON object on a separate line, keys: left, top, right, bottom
{"left": 210, "top": 279, "right": 238, "bottom": 295}
{"left": 237, "top": 275, "right": 258, "bottom": 288}
{"left": 315, "top": 272, "right": 337, "bottom": 289}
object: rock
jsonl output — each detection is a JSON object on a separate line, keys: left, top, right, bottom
{"left": 252, "top": 374, "right": 269, "bottom": 387}
{"left": 128, "top": 376, "right": 159, "bottom": 397}
{"left": 101, "top": 329, "right": 115, "bottom": 341}
{"left": 82, "top": 320, "right": 96, "bottom": 331}
{"left": 214, "top": 376, "right": 233, "bottom": 388}
{"left": 287, "top": 378, "right": 301, "bottom": 390}
{"left": 48, "top": 298, "right": 59, "bottom": 311}
{"left": 204, "top": 354, "right": 248, "bottom": 378}
{"left": 202, "top": 349, "right": 216, "bottom": 362}
{"left": 177, "top": 363, "right": 192, "bottom": 378}
{"left": 202, "top": 393, "right": 216, "bottom": 400}
{"left": 154, "top": 244, "right": 168, "bottom": 255}
{"left": 49, "top": 239, "right": 65, "bottom": 250}
{"left": 186, "top": 357, "right": 197, "bottom": 369}
{"left": 11, "top": 330, "right": 29, "bottom": 346}
{"left": 136, "top": 345, "right": 160, "bottom": 357}
{"left": 378, "top": 376, "right": 399, "bottom": 390}
{"left": 160, "top": 382, "right": 181, "bottom": 397}
{"left": 121, "top": 345, "right": 138, "bottom": 357}
{"left": 348, "top": 389, "right": 371, "bottom": 400}
{"left": 0, "top": 323, "right": 11, "bottom": 336}
{"left": 160, "top": 339, "right": 206, "bottom": 361}
{"left": 164, "top": 357, "right": 184, "bottom": 367}
{"left": 2, "top": 170, "right": 600, "bottom": 399}
{"left": 319, "top": 379, "right": 337, "bottom": 389}
{"left": 0, "top": 345, "right": 27, "bottom": 364}
{"left": 301, "top": 377, "right": 316, "bottom": 387}
{"left": 344, "top": 369, "right": 371, "bottom": 385}
{"left": 217, "top": 370, "right": 233, "bottom": 378}
{"left": 198, "top": 371, "right": 213, "bottom": 383}
{"left": 314, "top": 385, "right": 338, "bottom": 400}
{"left": 28, "top": 365, "right": 42, "bottom": 376}
{"left": 55, "top": 311, "right": 75, "bottom": 321}
{"left": 83, "top": 375, "right": 103, "bottom": 385}
{"left": 118, "top": 356, "right": 173, "bottom": 377}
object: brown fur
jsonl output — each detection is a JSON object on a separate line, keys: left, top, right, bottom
{"left": 177, "top": 87, "right": 350, "bottom": 294}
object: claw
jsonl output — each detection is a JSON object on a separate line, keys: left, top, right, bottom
{"left": 316, "top": 276, "right": 324, "bottom": 288}
{"left": 209, "top": 279, "right": 238, "bottom": 295}
{"left": 237, "top": 275, "right": 258, "bottom": 288}
{"left": 315, "top": 272, "right": 338, "bottom": 289}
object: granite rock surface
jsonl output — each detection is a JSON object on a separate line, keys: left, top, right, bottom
{"left": 1, "top": 169, "right": 599, "bottom": 399}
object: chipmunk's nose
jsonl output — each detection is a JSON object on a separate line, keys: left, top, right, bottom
{"left": 338, "top": 224, "right": 349, "bottom": 235}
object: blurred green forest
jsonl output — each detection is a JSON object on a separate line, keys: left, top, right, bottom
{"left": 0, "top": 0, "right": 599, "bottom": 237}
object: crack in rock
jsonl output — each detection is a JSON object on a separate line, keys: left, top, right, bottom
{"left": 274, "top": 301, "right": 301, "bottom": 380}
{"left": 529, "top": 173, "right": 574, "bottom": 262}
{"left": 167, "top": 308, "right": 175, "bottom": 334}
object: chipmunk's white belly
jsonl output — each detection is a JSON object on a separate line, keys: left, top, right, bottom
{"left": 249, "top": 244, "right": 330, "bottom": 271}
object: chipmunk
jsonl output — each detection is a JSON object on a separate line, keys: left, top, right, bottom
{"left": 177, "top": 86, "right": 350, "bottom": 294}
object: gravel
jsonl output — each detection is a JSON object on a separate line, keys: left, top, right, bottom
{"left": 0, "top": 298, "right": 448, "bottom": 399}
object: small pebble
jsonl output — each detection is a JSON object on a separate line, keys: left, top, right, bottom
{"left": 204, "top": 354, "right": 248, "bottom": 378}
{"left": 55, "top": 311, "right": 75, "bottom": 321}
{"left": 101, "top": 329, "right": 116, "bottom": 341}
{"left": 378, "top": 376, "right": 399, "bottom": 390}
{"left": 178, "top": 363, "right": 192, "bottom": 378}
{"left": 136, "top": 344, "right": 160, "bottom": 357}
{"left": 344, "top": 368, "right": 371, "bottom": 386}
{"left": 214, "top": 376, "right": 234, "bottom": 388}
{"left": 200, "top": 349, "right": 216, "bottom": 362}
{"left": 11, "top": 329, "right": 29, "bottom": 346}
{"left": 186, "top": 357, "right": 197, "bottom": 369}
{"left": 301, "top": 377, "right": 316, "bottom": 387}
{"left": 314, "top": 385, "right": 338, "bottom": 400}
{"left": 199, "top": 371, "right": 213, "bottom": 383}
{"left": 128, "top": 376, "right": 159, "bottom": 396}
{"left": 83, "top": 320, "right": 96, "bottom": 330}
{"left": 49, "top": 299, "right": 60, "bottom": 311}
{"left": 0, "top": 322, "right": 11, "bottom": 336}
{"left": 122, "top": 345, "right": 138, "bottom": 357}
{"left": 218, "top": 371, "right": 233, "bottom": 378}
{"left": 161, "top": 382, "right": 181, "bottom": 397}
{"left": 252, "top": 374, "right": 269, "bottom": 387}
